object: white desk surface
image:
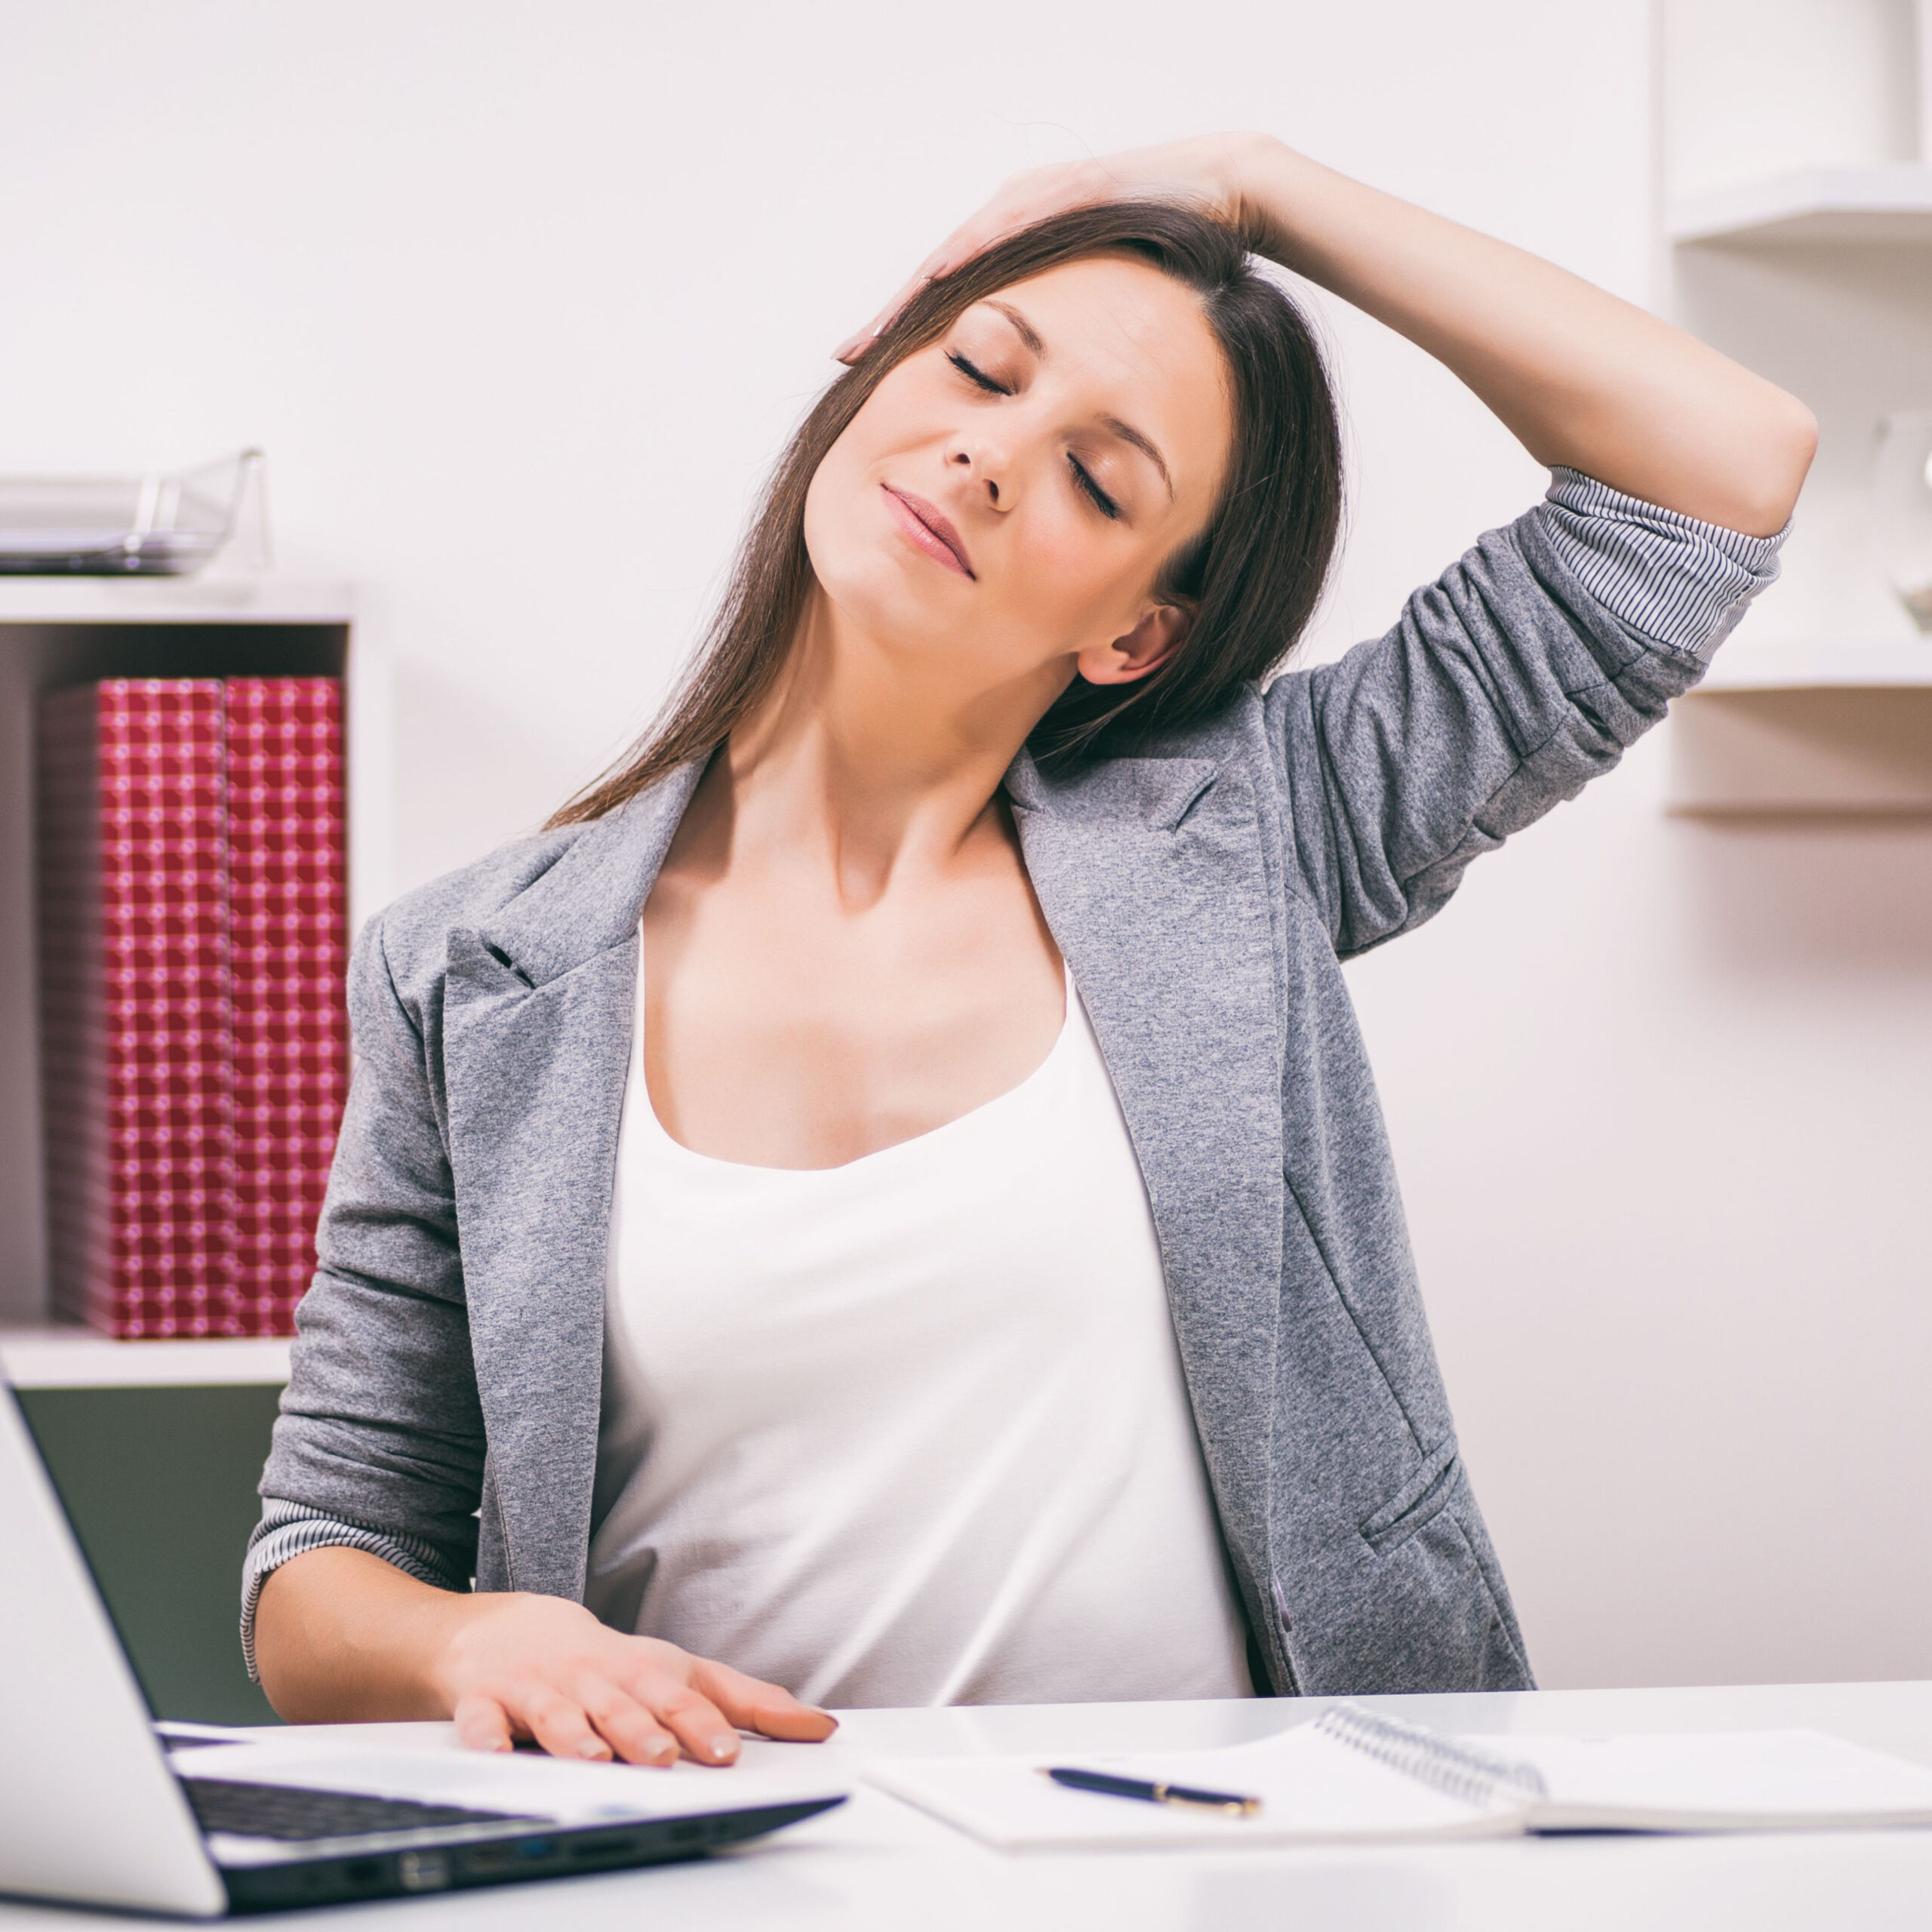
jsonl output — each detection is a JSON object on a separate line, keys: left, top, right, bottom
{"left": 7, "top": 1681, "right": 1932, "bottom": 1930}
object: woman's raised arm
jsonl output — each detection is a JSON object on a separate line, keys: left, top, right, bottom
{"left": 838, "top": 133, "right": 1816, "bottom": 537}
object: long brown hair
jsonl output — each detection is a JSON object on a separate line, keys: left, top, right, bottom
{"left": 551, "top": 202, "right": 1342, "bottom": 826}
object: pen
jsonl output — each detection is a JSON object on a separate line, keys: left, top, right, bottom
{"left": 1040, "top": 1766, "right": 1262, "bottom": 1817}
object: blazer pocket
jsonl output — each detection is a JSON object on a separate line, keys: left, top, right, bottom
{"left": 1359, "top": 1437, "right": 1463, "bottom": 1555}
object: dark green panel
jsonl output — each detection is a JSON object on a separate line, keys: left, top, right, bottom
{"left": 17, "top": 1383, "right": 285, "bottom": 1724}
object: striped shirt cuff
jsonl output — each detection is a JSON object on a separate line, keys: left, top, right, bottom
{"left": 1537, "top": 466, "right": 1788, "bottom": 660}
{"left": 241, "top": 1500, "right": 467, "bottom": 1682}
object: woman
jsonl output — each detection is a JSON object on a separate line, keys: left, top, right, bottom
{"left": 249, "top": 134, "right": 1814, "bottom": 1768}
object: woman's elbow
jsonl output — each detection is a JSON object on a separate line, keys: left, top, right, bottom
{"left": 1730, "top": 390, "right": 1818, "bottom": 539}
{"left": 251, "top": 1566, "right": 312, "bottom": 1720}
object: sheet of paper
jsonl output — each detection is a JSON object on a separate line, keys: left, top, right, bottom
{"left": 867, "top": 1720, "right": 1518, "bottom": 1850}
{"left": 1473, "top": 1729, "right": 1932, "bottom": 1829}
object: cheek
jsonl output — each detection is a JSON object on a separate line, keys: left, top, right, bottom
{"left": 801, "top": 432, "right": 873, "bottom": 585}
{"left": 1001, "top": 501, "right": 1157, "bottom": 631}
{"left": 801, "top": 379, "right": 922, "bottom": 581}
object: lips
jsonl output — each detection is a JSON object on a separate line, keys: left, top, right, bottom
{"left": 882, "top": 485, "right": 975, "bottom": 580}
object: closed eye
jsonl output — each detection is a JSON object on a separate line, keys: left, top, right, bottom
{"left": 947, "top": 347, "right": 1118, "bottom": 517}
{"left": 946, "top": 350, "right": 1009, "bottom": 395}
{"left": 1069, "top": 454, "right": 1120, "bottom": 520}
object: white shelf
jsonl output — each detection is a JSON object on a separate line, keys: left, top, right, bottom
{"left": 0, "top": 574, "right": 353, "bottom": 626}
{"left": 1669, "top": 165, "right": 1932, "bottom": 246}
{"left": 1668, "top": 647, "right": 1932, "bottom": 814}
{"left": 1690, "top": 638, "right": 1932, "bottom": 694}
{"left": 0, "top": 1327, "right": 291, "bottom": 1390}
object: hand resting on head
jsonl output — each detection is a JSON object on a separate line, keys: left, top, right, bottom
{"left": 838, "top": 131, "right": 1815, "bottom": 537}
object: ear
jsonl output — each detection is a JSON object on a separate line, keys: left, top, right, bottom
{"left": 1075, "top": 603, "right": 1192, "bottom": 688}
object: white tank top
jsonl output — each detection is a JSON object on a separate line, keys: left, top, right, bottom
{"left": 586, "top": 968, "right": 1254, "bottom": 1709}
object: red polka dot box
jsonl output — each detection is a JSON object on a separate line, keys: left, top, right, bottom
{"left": 35, "top": 677, "right": 348, "bottom": 1339}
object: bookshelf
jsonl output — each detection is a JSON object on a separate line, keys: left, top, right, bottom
{"left": 1668, "top": 678, "right": 1932, "bottom": 816}
{"left": 1690, "top": 638, "right": 1932, "bottom": 691}
{"left": 0, "top": 577, "right": 347, "bottom": 1721}
{"left": 0, "top": 575, "right": 356, "bottom": 1346}
{"left": 1666, "top": 152, "right": 1932, "bottom": 811}
{"left": 0, "top": 1327, "right": 291, "bottom": 1389}
{"left": 1668, "top": 164, "right": 1932, "bottom": 247}
{"left": 0, "top": 578, "right": 354, "bottom": 626}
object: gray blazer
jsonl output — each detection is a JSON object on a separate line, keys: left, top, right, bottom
{"left": 257, "top": 486, "right": 1778, "bottom": 1698}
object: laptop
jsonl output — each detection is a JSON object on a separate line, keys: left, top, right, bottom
{"left": 0, "top": 1372, "right": 846, "bottom": 1915}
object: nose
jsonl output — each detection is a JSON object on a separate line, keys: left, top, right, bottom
{"left": 948, "top": 438, "right": 1008, "bottom": 509}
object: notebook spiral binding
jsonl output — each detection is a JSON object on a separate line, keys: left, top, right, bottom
{"left": 1313, "top": 1706, "right": 1549, "bottom": 1810}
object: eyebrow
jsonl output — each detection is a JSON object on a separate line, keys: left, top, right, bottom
{"left": 986, "top": 300, "right": 1175, "bottom": 501}
{"left": 1100, "top": 413, "right": 1173, "bottom": 500}
{"left": 987, "top": 300, "right": 1045, "bottom": 356}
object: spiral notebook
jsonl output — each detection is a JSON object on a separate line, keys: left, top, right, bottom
{"left": 867, "top": 1706, "right": 1932, "bottom": 1851}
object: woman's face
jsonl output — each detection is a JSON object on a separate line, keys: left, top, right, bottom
{"left": 803, "top": 255, "right": 1234, "bottom": 709}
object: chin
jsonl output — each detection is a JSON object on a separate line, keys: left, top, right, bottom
{"left": 804, "top": 496, "right": 955, "bottom": 650}
{"left": 813, "top": 553, "right": 955, "bottom": 655}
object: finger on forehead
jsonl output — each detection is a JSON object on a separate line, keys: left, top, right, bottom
{"left": 836, "top": 192, "right": 1095, "bottom": 366}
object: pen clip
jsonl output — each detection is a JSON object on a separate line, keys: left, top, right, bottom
{"left": 1152, "top": 1782, "right": 1261, "bottom": 1818}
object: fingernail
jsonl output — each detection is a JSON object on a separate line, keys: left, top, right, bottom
{"left": 706, "top": 1734, "right": 739, "bottom": 1761}
{"left": 577, "top": 1739, "right": 608, "bottom": 1760}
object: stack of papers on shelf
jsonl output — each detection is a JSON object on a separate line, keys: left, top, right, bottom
{"left": 867, "top": 1705, "right": 1932, "bottom": 1851}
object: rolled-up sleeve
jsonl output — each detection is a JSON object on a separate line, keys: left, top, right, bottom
{"left": 1269, "top": 470, "right": 1789, "bottom": 957}
{"left": 1537, "top": 465, "right": 1786, "bottom": 660}
{"left": 241, "top": 1501, "right": 469, "bottom": 1682}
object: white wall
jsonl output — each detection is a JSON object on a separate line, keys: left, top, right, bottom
{"left": 2, "top": 0, "right": 1926, "bottom": 1690}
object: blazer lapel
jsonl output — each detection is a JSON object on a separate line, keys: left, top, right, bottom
{"left": 441, "top": 762, "right": 702, "bottom": 1599}
{"left": 1007, "top": 748, "right": 1286, "bottom": 1576}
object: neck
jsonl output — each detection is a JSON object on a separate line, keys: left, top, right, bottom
{"left": 706, "top": 589, "right": 1069, "bottom": 906}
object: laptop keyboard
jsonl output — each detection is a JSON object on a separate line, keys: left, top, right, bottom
{"left": 180, "top": 1776, "right": 539, "bottom": 1842}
